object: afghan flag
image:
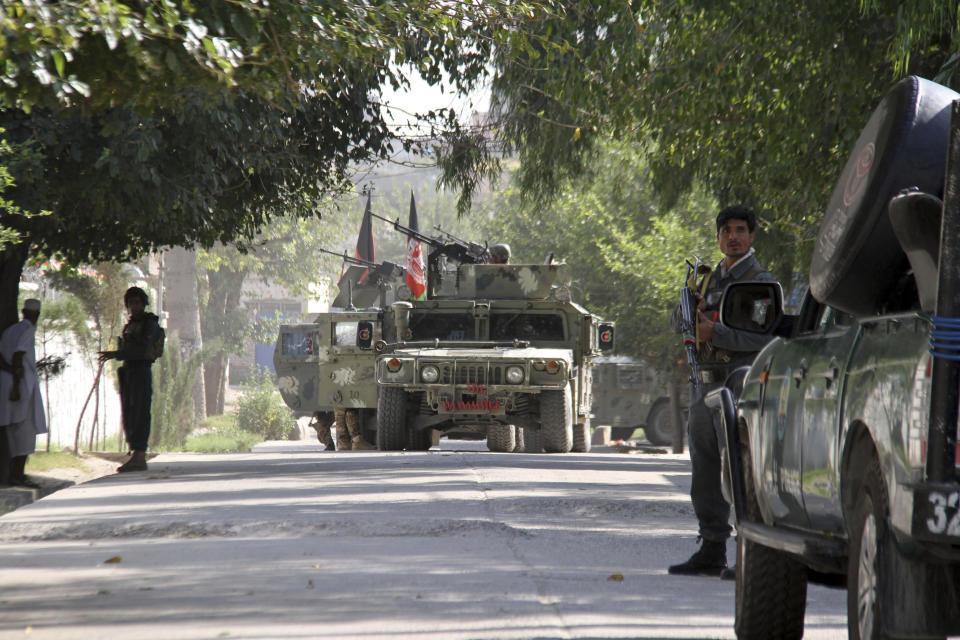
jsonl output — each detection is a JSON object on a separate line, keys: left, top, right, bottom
{"left": 356, "top": 193, "right": 376, "bottom": 284}
{"left": 406, "top": 192, "right": 427, "bottom": 300}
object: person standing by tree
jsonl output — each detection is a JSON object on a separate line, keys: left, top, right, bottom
{"left": 98, "top": 287, "right": 163, "bottom": 473}
{"left": 0, "top": 299, "right": 46, "bottom": 487}
{"left": 668, "top": 205, "right": 778, "bottom": 578}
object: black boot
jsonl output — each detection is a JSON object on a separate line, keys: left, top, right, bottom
{"left": 117, "top": 450, "right": 148, "bottom": 473}
{"left": 668, "top": 538, "right": 727, "bottom": 576}
{"left": 9, "top": 455, "right": 39, "bottom": 488}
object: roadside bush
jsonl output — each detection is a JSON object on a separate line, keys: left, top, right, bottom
{"left": 185, "top": 428, "right": 262, "bottom": 453}
{"left": 233, "top": 367, "right": 295, "bottom": 441}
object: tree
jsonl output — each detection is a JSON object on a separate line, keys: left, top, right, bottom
{"left": 489, "top": 138, "right": 720, "bottom": 369}
{"left": 481, "top": 0, "right": 959, "bottom": 260}
{"left": 0, "top": 1, "right": 529, "bottom": 330}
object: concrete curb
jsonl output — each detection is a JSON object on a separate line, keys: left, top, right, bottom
{"left": 0, "top": 477, "right": 76, "bottom": 516}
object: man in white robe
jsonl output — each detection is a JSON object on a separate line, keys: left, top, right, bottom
{"left": 0, "top": 298, "right": 46, "bottom": 487}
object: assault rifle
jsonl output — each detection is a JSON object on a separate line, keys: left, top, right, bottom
{"left": 679, "top": 258, "right": 713, "bottom": 395}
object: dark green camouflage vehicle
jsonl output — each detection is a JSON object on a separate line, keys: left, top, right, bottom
{"left": 375, "top": 261, "right": 614, "bottom": 453}
{"left": 590, "top": 356, "right": 677, "bottom": 446}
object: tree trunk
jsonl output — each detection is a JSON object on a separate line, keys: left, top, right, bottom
{"left": 0, "top": 243, "right": 29, "bottom": 331}
{"left": 164, "top": 247, "right": 206, "bottom": 423}
{"left": 203, "top": 266, "right": 246, "bottom": 416}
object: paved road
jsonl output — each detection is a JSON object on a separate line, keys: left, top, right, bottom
{"left": 0, "top": 441, "right": 847, "bottom": 639}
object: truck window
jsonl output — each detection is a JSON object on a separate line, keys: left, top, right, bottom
{"left": 333, "top": 322, "right": 358, "bottom": 346}
{"left": 282, "top": 330, "right": 319, "bottom": 355}
{"left": 616, "top": 365, "right": 647, "bottom": 388}
{"left": 409, "top": 313, "right": 475, "bottom": 341}
{"left": 491, "top": 313, "right": 565, "bottom": 340}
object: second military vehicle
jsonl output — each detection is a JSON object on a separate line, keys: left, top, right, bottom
{"left": 273, "top": 253, "right": 406, "bottom": 445}
{"left": 590, "top": 356, "right": 679, "bottom": 446}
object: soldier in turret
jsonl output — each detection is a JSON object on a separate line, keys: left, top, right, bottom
{"left": 488, "top": 243, "right": 511, "bottom": 264}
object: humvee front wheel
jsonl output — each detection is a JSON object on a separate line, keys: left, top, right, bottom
{"left": 486, "top": 424, "right": 515, "bottom": 452}
{"left": 540, "top": 386, "right": 573, "bottom": 453}
{"left": 377, "top": 387, "right": 408, "bottom": 451}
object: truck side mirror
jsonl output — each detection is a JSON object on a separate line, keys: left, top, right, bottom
{"left": 719, "top": 282, "right": 783, "bottom": 334}
{"left": 598, "top": 323, "right": 615, "bottom": 351}
{"left": 357, "top": 321, "right": 374, "bottom": 349}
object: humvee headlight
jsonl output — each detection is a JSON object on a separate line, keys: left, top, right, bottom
{"left": 505, "top": 366, "right": 524, "bottom": 384}
{"left": 386, "top": 358, "right": 403, "bottom": 373}
{"left": 421, "top": 365, "right": 440, "bottom": 383}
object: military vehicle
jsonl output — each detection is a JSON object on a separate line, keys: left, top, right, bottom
{"left": 273, "top": 252, "right": 406, "bottom": 445}
{"left": 373, "top": 259, "right": 615, "bottom": 453}
{"left": 590, "top": 356, "right": 677, "bottom": 446}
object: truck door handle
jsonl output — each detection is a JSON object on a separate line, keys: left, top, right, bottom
{"left": 793, "top": 364, "right": 807, "bottom": 388}
{"left": 824, "top": 366, "right": 839, "bottom": 388}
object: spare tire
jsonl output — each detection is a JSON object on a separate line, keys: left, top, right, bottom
{"left": 809, "top": 76, "right": 958, "bottom": 316}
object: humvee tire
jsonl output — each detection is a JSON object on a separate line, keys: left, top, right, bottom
{"left": 572, "top": 419, "right": 591, "bottom": 453}
{"left": 810, "top": 76, "right": 959, "bottom": 315}
{"left": 523, "top": 428, "right": 543, "bottom": 453}
{"left": 487, "top": 424, "right": 515, "bottom": 452}
{"left": 377, "top": 387, "right": 408, "bottom": 450}
{"left": 540, "top": 386, "right": 573, "bottom": 453}
{"left": 644, "top": 399, "right": 673, "bottom": 446}
{"left": 407, "top": 427, "right": 432, "bottom": 451}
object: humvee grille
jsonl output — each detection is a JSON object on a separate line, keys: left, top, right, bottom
{"left": 427, "top": 362, "right": 507, "bottom": 385}
{"left": 455, "top": 363, "right": 502, "bottom": 385}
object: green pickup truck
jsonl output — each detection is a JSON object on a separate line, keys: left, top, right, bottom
{"left": 708, "top": 76, "right": 960, "bottom": 640}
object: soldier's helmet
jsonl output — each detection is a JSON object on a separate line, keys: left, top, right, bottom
{"left": 489, "top": 243, "right": 511, "bottom": 264}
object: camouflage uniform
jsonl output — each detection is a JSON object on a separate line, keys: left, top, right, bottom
{"left": 334, "top": 407, "right": 374, "bottom": 450}
{"left": 310, "top": 411, "right": 335, "bottom": 450}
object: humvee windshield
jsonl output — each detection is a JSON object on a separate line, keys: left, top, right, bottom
{"left": 490, "top": 313, "right": 564, "bottom": 341}
{"left": 409, "top": 313, "right": 475, "bottom": 340}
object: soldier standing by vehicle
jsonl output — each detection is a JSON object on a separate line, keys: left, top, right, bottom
{"left": 98, "top": 287, "right": 164, "bottom": 473}
{"left": 334, "top": 407, "right": 375, "bottom": 450}
{"left": 668, "top": 205, "right": 778, "bottom": 578}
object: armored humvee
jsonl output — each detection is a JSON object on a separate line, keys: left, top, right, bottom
{"left": 374, "top": 261, "right": 614, "bottom": 453}
{"left": 590, "top": 356, "right": 678, "bottom": 446}
{"left": 273, "top": 260, "right": 405, "bottom": 445}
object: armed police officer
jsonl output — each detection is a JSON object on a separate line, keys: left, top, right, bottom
{"left": 668, "top": 205, "right": 778, "bottom": 578}
{"left": 99, "top": 287, "right": 163, "bottom": 473}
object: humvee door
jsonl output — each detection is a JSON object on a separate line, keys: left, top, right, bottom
{"left": 274, "top": 311, "right": 380, "bottom": 414}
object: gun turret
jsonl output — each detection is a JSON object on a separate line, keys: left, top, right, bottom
{"left": 320, "top": 247, "right": 406, "bottom": 309}
{"left": 434, "top": 226, "right": 490, "bottom": 262}
{"left": 368, "top": 211, "right": 489, "bottom": 297}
